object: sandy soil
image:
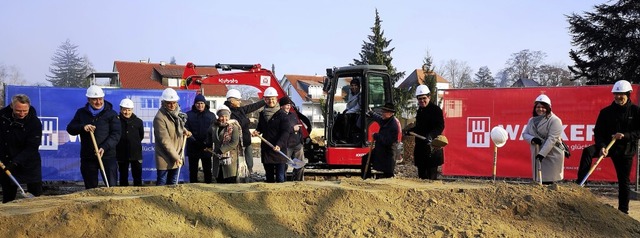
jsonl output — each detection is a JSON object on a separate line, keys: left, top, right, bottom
{"left": 0, "top": 178, "right": 639, "bottom": 238}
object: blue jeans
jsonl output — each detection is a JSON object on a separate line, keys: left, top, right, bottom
{"left": 264, "top": 163, "right": 287, "bottom": 183}
{"left": 156, "top": 168, "right": 179, "bottom": 185}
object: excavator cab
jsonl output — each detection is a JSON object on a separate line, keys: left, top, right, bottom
{"left": 308, "top": 65, "right": 394, "bottom": 168}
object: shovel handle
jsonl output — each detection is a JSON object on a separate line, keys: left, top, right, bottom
{"left": 535, "top": 144, "right": 542, "bottom": 185}
{"left": 0, "top": 161, "right": 29, "bottom": 196}
{"left": 492, "top": 145, "right": 498, "bottom": 182}
{"left": 579, "top": 137, "right": 617, "bottom": 186}
{"left": 255, "top": 134, "right": 304, "bottom": 168}
{"left": 90, "top": 131, "right": 110, "bottom": 187}
{"left": 409, "top": 132, "right": 427, "bottom": 140}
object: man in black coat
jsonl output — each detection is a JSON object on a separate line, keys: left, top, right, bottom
{"left": 406, "top": 85, "right": 444, "bottom": 180}
{"left": 224, "top": 89, "right": 266, "bottom": 174}
{"left": 0, "top": 94, "right": 43, "bottom": 203}
{"left": 252, "top": 87, "right": 290, "bottom": 183}
{"left": 362, "top": 103, "right": 400, "bottom": 179}
{"left": 116, "top": 98, "right": 144, "bottom": 186}
{"left": 280, "top": 96, "right": 305, "bottom": 181}
{"left": 66, "top": 85, "right": 121, "bottom": 189}
{"left": 185, "top": 94, "right": 216, "bottom": 183}
{"left": 589, "top": 80, "right": 640, "bottom": 214}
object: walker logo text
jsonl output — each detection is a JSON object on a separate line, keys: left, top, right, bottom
{"left": 218, "top": 78, "right": 239, "bottom": 84}
{"left": 40, "top": 117, "right": 58, "bottom": 150}
{"left": 467, "top": 117, "right": 490, "bottom": 148}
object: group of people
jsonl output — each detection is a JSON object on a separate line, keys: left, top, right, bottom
{"left": 523, "top": 80, "right": 640, "bottom": 214}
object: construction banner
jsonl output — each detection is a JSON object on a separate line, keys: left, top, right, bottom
{"left": 5, "top": 86, "right": 196, "bottom": 182}
{"left": 441, "top": 85, "right": 639, "bottom": 182}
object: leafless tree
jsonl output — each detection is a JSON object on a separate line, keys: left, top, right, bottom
{"left": 502, "top": 49, "right": 547, "bottom": 86}
{"left": 535, "top": 63, "right": 574, "bottom": 86}
{"left": 437, "top": 59, "right": 473, "bottom": 88}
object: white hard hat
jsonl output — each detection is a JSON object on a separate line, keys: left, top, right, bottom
{"left": 534, "top": 94, "right": 551, "bottom": 106}
{"left": 86, "top": 85, "right": 105, "bottom": 98}
{"left": 215, "top": 104, "right": 230, "bottom": 115}
{"left": 612, "top": 80, "right": 632, "bottom": 93}
{"left": 490, "top": 126, "right": 508, "bottom": 148}
{"left": 226, "top": 89, "right": 241, "bottom": 99}
{"left": 264, "top": 87, "right": 278, "bottom": 97}
{"left": 415, "top": 85, "right": 430, "bottom": 97}
{"left": 161, "top": 88, "right": 180, "bottom": 102}
{"left": 119, "top": 98, "right": 134, "bottom": 109}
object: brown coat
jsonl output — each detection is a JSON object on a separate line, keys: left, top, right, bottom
{"left": 153, "top": 110, "right": 185, "bottom": 170}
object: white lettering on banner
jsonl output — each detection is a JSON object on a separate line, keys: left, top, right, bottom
{"left": 39, "top": 117, "right": 58, "bottom": 150}
{"left": 467, "top": 117, "right": 490, "bottom": 148}
{"left": 217, "top": 78, "right": 238, "bottom": 84}
{"left": 68, "top": 135, "right": 79, "bottom": 142}
{"left": 467, "top": 116, "right": 595, "bottom": 148}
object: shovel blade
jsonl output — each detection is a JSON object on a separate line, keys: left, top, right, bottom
{"left": 288, "top": 158, "right": 306, "bottom": 169}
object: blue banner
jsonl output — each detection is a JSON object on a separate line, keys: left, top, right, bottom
{"left": 5, "top": 86, "right": 196, "bottom": 182}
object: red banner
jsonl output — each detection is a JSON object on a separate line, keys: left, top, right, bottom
{"left": 441, "top": 85, "right": 639, "bottom": 182}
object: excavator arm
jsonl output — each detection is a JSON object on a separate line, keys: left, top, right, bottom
{"left": 181, "top": 62, "right": 311, "bottom": 138}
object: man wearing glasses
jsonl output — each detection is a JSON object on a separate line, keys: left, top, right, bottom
{"left": 406, "top": 85, "right": 445, "bottom": 180}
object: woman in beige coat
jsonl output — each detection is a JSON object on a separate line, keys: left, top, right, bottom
{"left": 523, "top": 94, "right": 565, "bottom": 184}
{"left": 154, "top": 88, "right": 191, "bottom": 185}
{"left": 206, "top": 105, "right": 242, "bottom": 183}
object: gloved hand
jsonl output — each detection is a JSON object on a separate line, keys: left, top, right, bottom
{"left": 373, "top": 133, "right": 380, "bottom": 141}
{"left": 531, "top": 138, "right": 543, "bottom": 145}
{"left": 535, "top": 154, "right": 544, "bottom": 162}
{"left": 220, "top": 158, "right": 232, "bottom": 165}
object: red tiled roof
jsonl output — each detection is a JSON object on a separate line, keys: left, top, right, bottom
{"left": 113, "top": 61, "right": 219, "bottom": 89}
{"left": 398, "top": 69, "right": 448, "bottom": 89}
{"left": 201, "top": 84, "right": 228, "bottom": 97}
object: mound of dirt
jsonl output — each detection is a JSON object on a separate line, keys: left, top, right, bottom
{"left": 0, "top": 178, "right": 638, "bottom": 237}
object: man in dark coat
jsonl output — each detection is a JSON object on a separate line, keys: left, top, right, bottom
{"left": 0, "top": 94, "right": 43, "bottom": 203}
{"left": 362, "top": 103, "right": 399, "bottom": 179}
{"left": 224, "top": 89, "right": 266, "bottom": 174}
{"left": 280, "top": 96, "right": 305, "bottom": 181}
{"left": 588, "top": 80, "right": 640, "bottom": 214}
{"left": 116, "top": 98, "right": 144, "bottom": 186}
{"left": 252, "top": 87, "right": 290, "bottom": 183}
{"left": 185, "top": 94, "right": 216, "bottom": 183}
{"left": 406, "top": 85, "right": 445, "bottom": 180}
{"left": 66, "top": 85, "right": 121, "bottom": 189}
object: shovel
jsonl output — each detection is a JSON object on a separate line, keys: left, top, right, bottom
{"left": 492, "top": 145, "right": 498, "bottom": 182}
{"left": 579, "top": 137, "right": 616, "bottom": 186}
{"left": 89, "top": 131, "right": 110, "bottom": 187}
{"left": 0, "top": 161, "right": 34, "bottom": 198}
{"left": 175, "top": 135, "right": 187, "bottom": 184}
{"left": 362, "top": 140, "right": 375, "bottom": 180}
{"left": 256, "top": 134, "right": 305, "bottom": 169}
{"left": 535, "top": 144, "right": 542, "bottom": 185}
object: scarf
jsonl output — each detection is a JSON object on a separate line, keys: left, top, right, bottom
{"left": 160, "top": 106, "right": 185, "bottom": 137}
{"left": 215, "top": 120, "right": 236, "bottom": 157}
{"left": 87, "top": 104, "right": 104, "bottom": 117}
{"left": 263, "top": 105, "right": 279, "bottom": 121}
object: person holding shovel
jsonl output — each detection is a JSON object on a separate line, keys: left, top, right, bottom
{"left": 206, "top": 105, "right": 242, "bottom": 183}
{"left": 522, "top": 94, "right": 564, "bottom": 185}
{"left": 185, "top": 94, "right": 216, "bottom": 183}
{"left": 404, "top": 85, "right": 444, "bottom": 180}
{"left": 362, "top": 103, "right": 399, "bottom": 179}
{"left": 67, "top": 85, "right": 121, "bottom": 189}
{"left": 153, "top": 88, "right": 191, "bottom": 185}
{"left": 116, "top": 98, "right": 144, "bottom": 186}
{"left": 279, "top": 96, "right": 305, "bottom": 181}
{"left": 588, "top": 80, "right": 640, "bottom": 214}
{"left": 252, "top": 87, "right": 290, "bottom": 183}
{"left": 0, "top": 94, "right": 43, "bottom": 202}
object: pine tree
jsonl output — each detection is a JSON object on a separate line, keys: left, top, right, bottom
{"left": 46, "top": 39, "right": 94, "bottom": 87}
{"left": 353, "top": 9, "right": 407, "bottom": 115}
{"left": 567, "top": 0, "right": 640, "bottom": 84}
{"left": 422, "top": 54, "right": 438, "bottom": 103}
{"left": 474, "top": 66, "right": 495, "bottom": 88}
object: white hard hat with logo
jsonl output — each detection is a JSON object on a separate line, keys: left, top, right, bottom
{"left": 612, "top": 80, "right": 633, "bottom": 93}
{"left": 534, "top": 94, "right": 551, "bottom": 106}
{"left": 86, "top": 85, "right": 105, "bottom": 98}
{"left": 263, "top": 87, "right": 278, "bottom": 97}
{"left": 161, "top": 88, "right": 180, "bottom": 102}
{"left": 120, "top": 98, "right": 134, "bottom": 109}
{"left": 415, "top": 85, "right": 430, "bottom": 97}
{"left": 216, "top": 104, "right": 230, "bottom": 112}
{"left": 490, "top": 126, "right": 508, "bottom": 148}
{"left": 226, "top": 89, "right": 241, "bottom": 99}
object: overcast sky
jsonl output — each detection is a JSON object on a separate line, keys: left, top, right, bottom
{"left": 0, "top": 0, "right": 607, "bottom": 86}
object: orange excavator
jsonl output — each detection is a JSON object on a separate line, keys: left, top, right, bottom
{"left": 181, "top": 62, "right": 402, "bottom": 172}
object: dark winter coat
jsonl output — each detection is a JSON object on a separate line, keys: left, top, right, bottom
{"left": 116, "top": 113, "right": 144, "bottom": 162}
{"left": 284, "top": 111, "right": 303, "bottom": 148}
{"left": 256, "top": 108, "right": 290, "bottom": 164}
{"left": 224, "top": 100, "right": 266, "bottom": 147}
{"left": 370, "top": 113, "right": 400, "bottom": 174}
{"left": 185, "top": 104, "right": 216, "bottom": 157}
{"left": 0, "top": 105, "right": 42, "bottom": 183}
{"left": 409, "top": 103, "right": 445, "bottom": 167}
{"left": 594, "top": 101, "right": 640, "bottom": 158}
{"left": 66, "top": 101, "right": 121, "bottom": 160}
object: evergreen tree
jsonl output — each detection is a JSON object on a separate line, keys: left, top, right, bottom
{"left": 353, "top": 9, "right": 407, "bottom": 115}
{"left": 474, "top": 66, "right": 495, "bottom": 88}
{"left": 46, "top": 39, "right": 94, "bottom": 87}
{"left": 170, "top": 56, "right": 177, "bottom": 65}
{"left": 567, "top": 0, "right": 640, "bottom": 84}
{"left": 422, "top": 54, "right": 438, "bottom": 103}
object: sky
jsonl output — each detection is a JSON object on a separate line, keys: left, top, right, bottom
{"left": 0, "top": 0, "right": 609, "bottom": 86}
